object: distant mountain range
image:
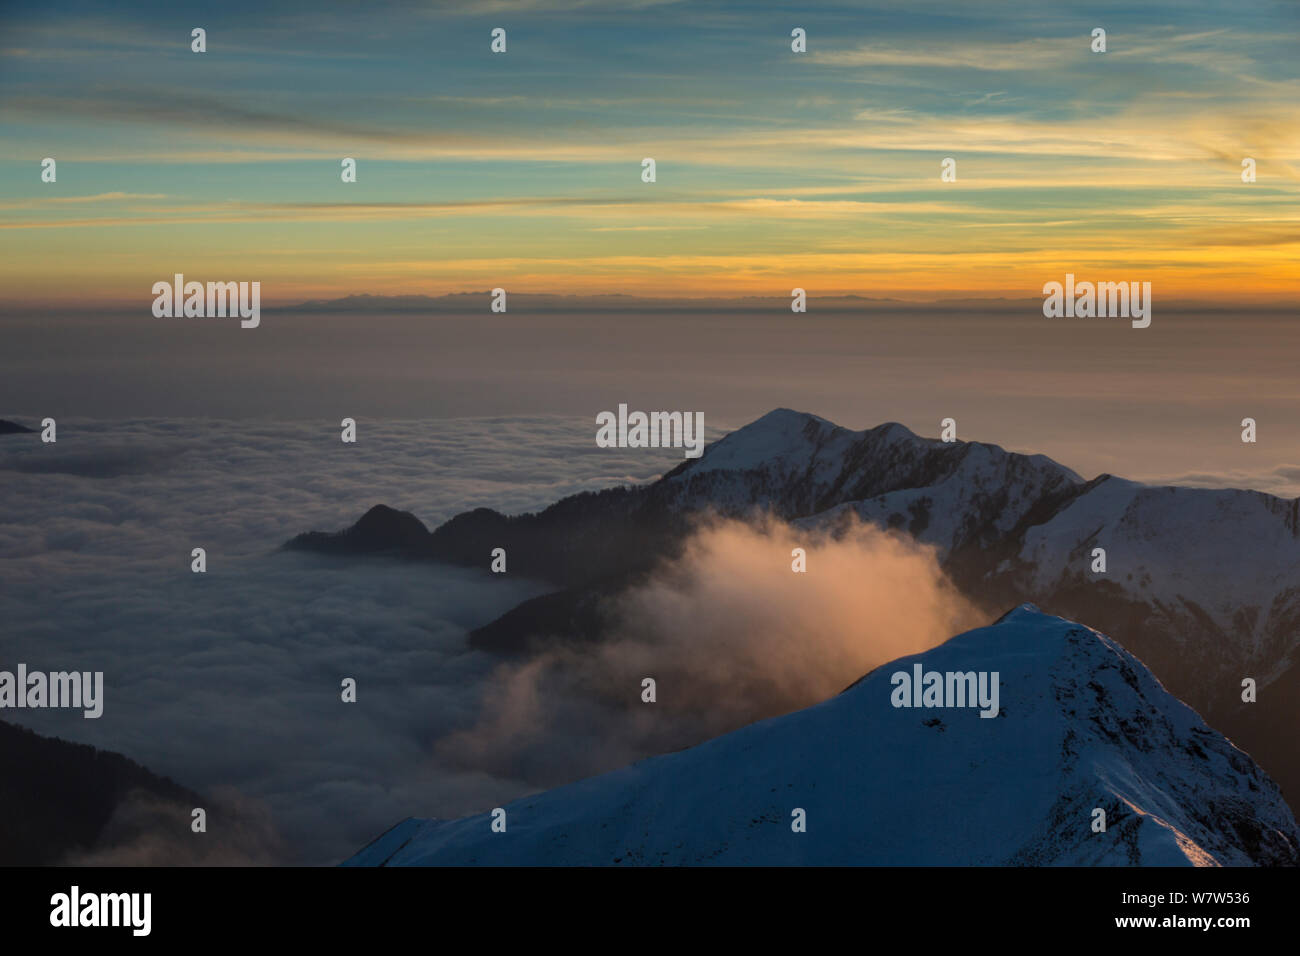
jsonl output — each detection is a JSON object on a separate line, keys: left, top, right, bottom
{"left": 282, "top": 292, "right": 929, "bottom": 313}
{"left": 288, "top": 408, "right": 1300, "bottom": 831}
{"left": 344, "top": 606, "right": 1298, "bottom": 866}
{"left": 273, "top": 293, "right": 1256, "bottom": 314}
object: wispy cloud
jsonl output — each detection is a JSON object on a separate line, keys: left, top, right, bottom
{"left": 812, "top": 37, "right": 1075, "bottom": 70}
{"left": 0, "top": 0, "right": 1296, "bottom": 300}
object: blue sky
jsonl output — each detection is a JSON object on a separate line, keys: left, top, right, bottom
{"left": 1, "top": 0, "right": 1296, "bottom": 302}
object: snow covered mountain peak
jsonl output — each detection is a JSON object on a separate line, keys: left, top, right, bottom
{"left": 345, "top": 607, "right": 1298, "bottom": 867}
{"left": 684, "top": 409, "right": 1079, "bottom": 484}
{"left": 659, "top": 410, "right": 1085, "bottom": 554}
{"left": 684, "top": 407, "right": 855, "bottom": 474}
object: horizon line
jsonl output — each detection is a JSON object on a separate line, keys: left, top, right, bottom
{"left": 3, "top": 290, "right": 1297, "bottom": 314}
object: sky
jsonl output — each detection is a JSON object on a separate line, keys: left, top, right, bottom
{"left": 1, "top": 0, "right": 1297, "bottom": 305}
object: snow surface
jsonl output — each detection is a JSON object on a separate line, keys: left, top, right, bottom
{"left": 1018, "top": 478, "right": 1300, "bottom": 650}
{"left": 344, "top": 607, "right": 1298, "bottom": 866}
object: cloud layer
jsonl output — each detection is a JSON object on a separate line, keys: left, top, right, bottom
{"left": 439, "top": 514, "right": 984, "bottom": 787}
{"left": 2, "top": 2, "right": 1296, "bottom": 302}
{"left": 0, "top": 417, "right": 690, "bottom": 863}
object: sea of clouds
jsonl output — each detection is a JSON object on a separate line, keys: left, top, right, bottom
{"left": 0, "top": 414, "right": 983, "bottom": 864}
{"left": 3, "top": 408, "right": 1274, "bottom": 865}
{"left": 0, "top": 417, "right": 699, "bottom": 863}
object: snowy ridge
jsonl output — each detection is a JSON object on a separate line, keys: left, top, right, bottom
{"left": 344, "top": 607, "right": 1298, "bottom": 867}
{"left": 661, "top": 408, "right": 1083, "bottom": 550}
{"left": 663, "top": 410, "right": 1299, "bottom": 694}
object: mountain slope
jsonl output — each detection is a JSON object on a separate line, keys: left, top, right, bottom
{"left": 345, "top": 607, "right": 1298, "bottom": 867}
{"left": 0, "top": 719, "right": 200, "bottom": 865}
{"left": 289, "top": 409, "right": 1300, "bottom": 808}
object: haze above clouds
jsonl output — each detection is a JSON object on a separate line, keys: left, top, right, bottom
{"left": 5, "top": 307, "right": 1298, "bottom": 496}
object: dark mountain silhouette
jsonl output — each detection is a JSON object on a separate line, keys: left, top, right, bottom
{"left": 0, "top": 719, "right": 200, "bottom": 865}
{"left": 289, "top": 503, "right": 433, "bottom": 555}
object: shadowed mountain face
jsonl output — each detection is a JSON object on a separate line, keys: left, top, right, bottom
{"left": 0, "top": 419, "right": 36, "bottom": 435}
{"left": 345, "top": 607, "right": 1299, "bottom": 867}
{"left": 287, "top": 408, "right": 1300, "bottom": 814}
{"left": 0, "top": 719, "right": 200, "bottom": 865}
